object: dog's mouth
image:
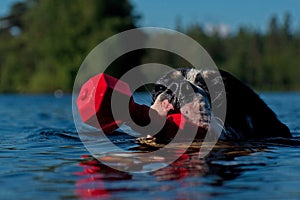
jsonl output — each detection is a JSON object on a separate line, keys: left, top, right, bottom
{"left": 153, "top": 82, "right": 212, "bottom": 130}
{"left": 151, "top": 68, "right": 213, "bottom": 131}
{"left": 150, "top": 89, "right": 212, "bottom": 144}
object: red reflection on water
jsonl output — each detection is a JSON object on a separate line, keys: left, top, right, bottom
{"left": 74, "top": 143, "right": 248, "bottom": 199}
{"left": 75, "top": 152, "right": 210, "bottom": 199}
{"left": 152, "top": 152, "right": 209, "bottom": 181}
{"left": 75, "top": 155, "right": 132, "bottom": 199}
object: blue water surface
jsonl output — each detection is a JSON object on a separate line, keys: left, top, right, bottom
{"left": 0, "top": 93, "right": 300, "bottom": 200}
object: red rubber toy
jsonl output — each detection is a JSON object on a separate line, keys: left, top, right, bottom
{"left": 76, "top": 73, "right": 191, "bottom": 135}
{"left": 77, "top": 73, "right": 132, "bottom": 133}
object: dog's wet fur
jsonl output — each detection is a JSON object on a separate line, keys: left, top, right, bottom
{"left": 152, "top": 68, "right": 291, "bottom": 141}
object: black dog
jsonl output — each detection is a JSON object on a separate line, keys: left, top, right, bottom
{"left": 151, "top": 68, "right": 291, "bottom": 141}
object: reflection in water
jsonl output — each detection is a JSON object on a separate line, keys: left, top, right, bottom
{"left": 75, "top": 155, "right": 132, "bottom": 199}
{"left": 74, "top": 140, "right": 270, "bottom": 199}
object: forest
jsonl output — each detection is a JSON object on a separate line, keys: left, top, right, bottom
{"left": 0, "top": 0, "right": 300, "bottom": 93}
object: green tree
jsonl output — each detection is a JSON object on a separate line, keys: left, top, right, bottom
{"left": 0, "top": 0, "right": 140, "bottom": 93}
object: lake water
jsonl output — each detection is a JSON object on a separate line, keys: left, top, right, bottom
{"left": 1, "top": 93, "right": 300, "bottom": 200}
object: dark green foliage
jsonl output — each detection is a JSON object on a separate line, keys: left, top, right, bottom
{"left": 0, "top": 0, "right": 140, "bottom": 93}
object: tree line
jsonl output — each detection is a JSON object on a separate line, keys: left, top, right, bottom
{"left": 0, "top": 0, "right": 299, "bottom": 93}
{"left": 183, "top": 13, "right": 300, "bottom": 91}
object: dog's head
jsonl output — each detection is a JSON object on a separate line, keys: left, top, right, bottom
{"left": 152, "top": 69, "right": 211, "bottom": 129}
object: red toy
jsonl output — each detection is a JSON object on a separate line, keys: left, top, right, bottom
{"left": 77, "top": 73, "right": 199, "bottom": 136}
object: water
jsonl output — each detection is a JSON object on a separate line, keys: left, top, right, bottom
{"left": 1, "top": 93, "right": 300, "bottom": 200}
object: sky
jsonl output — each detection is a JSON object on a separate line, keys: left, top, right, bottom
{"left": 130, "top": 0, "right": 300, "bottom": 34}
{"left": 0, "top": 0, "right": 17, "bottom": 16}
{"left": 1, "top": 0, "right": 300, "bottom": 34}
